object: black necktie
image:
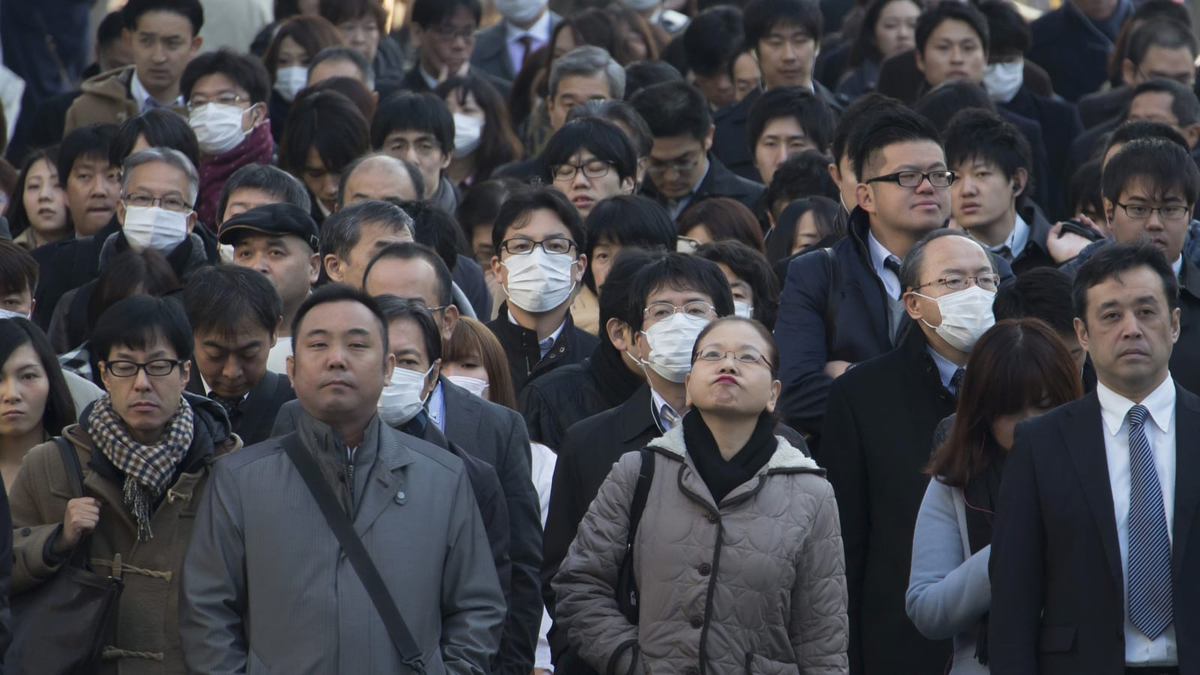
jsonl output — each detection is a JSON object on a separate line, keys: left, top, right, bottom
{"left": 884, "top": 256, "right": 903, "bottom": 299}
{"left": 517, "top": 35, "right": 534, "bottom": 71}
{"left": 208, "top": 392, "right": 242, "bottom": 418}
{"left": 950, "top": 367, "right": 965, "bottom": 399}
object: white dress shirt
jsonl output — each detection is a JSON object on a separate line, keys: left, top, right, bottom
{"left": 505, "top": 11, "right": 552, "bottom": 75}
{"left": 130, "top": 70, "right": 183, "bottom": 113}
{"left": 1097, "top": 376, "right": 1178, "bottom": 665}
{"left": 867, "top": 230, "right": 903, "bottom": 299}
{"left": 650, "top": 388, "right": 682, "bottom": 432}
{"left": 990, "top": 212, "right": 1030, "bottom": 261}
{"left": 507, "top": 308, "right": 565, "bottom": 358}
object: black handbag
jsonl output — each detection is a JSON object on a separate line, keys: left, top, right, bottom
{"left": 7, "top": 437, "right": 124, "bottom": 675}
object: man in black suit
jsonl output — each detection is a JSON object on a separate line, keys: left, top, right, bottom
{"left": 182, "top": 266, "right": 296, "bottom": 447}
{"left": 403, "top": 0, "right": 511, "bottom": 98}
{"left": 470, "top": 0, "right": 559, "bottom": 83}
{"left": 820, "top": 229, "right": 999, "bottom": 675}
{"left": 990, "top": 242, "right": 1200, "bottom": 674}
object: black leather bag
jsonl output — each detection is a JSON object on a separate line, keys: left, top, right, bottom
{"left": 7, "top": 437, "right": 124, "bottom": 675}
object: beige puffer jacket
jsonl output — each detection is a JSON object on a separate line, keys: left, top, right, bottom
{"left": 553, "top": 424, "right": 848, "bottom": 675}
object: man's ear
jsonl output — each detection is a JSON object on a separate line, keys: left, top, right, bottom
{"left": 903, "top": 290, "right": 925, "bottom": 320}
{"left": 1122, "top": 58, "right": 1137, "bottom": 86}
{"left": 914, "top": 49, "right": 926, "bottom": 73}
{"left": 1074, "top": 316, "right": 1090, "bottom": 353}
{"left": 1103, "top": 197, "right": 1115, "bottom": 229}
{"left": 703, "top": 124, "right": 715, "bottom": 153}
{"left": 307, "top": 252, "right": 321, "bottom": 284}
{"left": 324, "top": 254, "right": 344, "bottom": 282}
{"left": 190, "top": 35, "right": 203, "bottom": 56}
{"left": 1183, "top": 123, "right": 1200, "bottom": 149}
{"left": 180, "top": 359, "right": 191, "bottom": 387}
{"left": 1012, "top": 167, "right": 1029, "bottom": 199}
{"left": 271, "top": 317, "right": 282, "bottom": 349}
{"left": 442, "top": 304, "right": 460, "bottom": 341}
{"left": 490, "top": 255, "right": 505, "bottom": 286}
{"left": 620, "top": 175, "right": 635, "bottom": 195}
{"left": 856, "top": 182, "right": 874, "bottom": 213}
{"left": 607, "top": 318, "right": 632, "bottom": 351}
{"left": 185, "top": 212, "right": 197, "bottom": 235}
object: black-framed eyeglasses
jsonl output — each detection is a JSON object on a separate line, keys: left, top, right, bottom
{"left": 912, "top": 274, "right": 1001, "bottom": 292}
{"left": 865, "top": 170, "right": 955, "bottom": 188}
{"left": 646, "top": 158, "right": 700, "bottom": 177}
{"left": 103, "top": 359, "right": 184, "bottom": 378}
{"left": 643, "top": 301, "right": 716, "bottom": 322}
{"left": 432, "top": 24, "right": 475, "bottom": 41}
{"left": 1113, "top": 201, "right": 1191, "bottom": 222}
{"left": 499, "top": 238, "right": 578, "bottom": 256}
{"left": 694, "top": 348, "right": 773, "bottom": 369}
{"left": 550, "top": 160, "right": 613, "bottom": 182}
{"left": 123, "top": 193, "right": 193, "bottom": 213}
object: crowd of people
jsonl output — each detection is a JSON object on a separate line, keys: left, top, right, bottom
{"left": 0, "top": 0, "right": 1196, "bottom": 672}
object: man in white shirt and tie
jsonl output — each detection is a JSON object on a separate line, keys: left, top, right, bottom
{"left": 471, "top": 0, "right": 559, "bottom": 82}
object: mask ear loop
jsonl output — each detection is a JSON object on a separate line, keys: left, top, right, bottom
{"left": 961, "top": 435, "right": 996, "bottom": 516}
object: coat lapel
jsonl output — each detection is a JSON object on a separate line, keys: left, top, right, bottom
{"left": 440, "top": 377, "right": 482, "bottom": 445}
{"left": 1172, "top": 385, "right": 1200, "bottom": 579}
{"left": 353, "top": 424, "right": 416, "bottom": 538}
{"left": 618, "top": 385, "right": 659, "bottom": 444}
{"left": 1063, "top": 392, "right": 1123, "bottom": 585}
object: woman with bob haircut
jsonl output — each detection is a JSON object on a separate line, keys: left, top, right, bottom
{"left": 677, "top": 197, "right": 766, "bottom": 255}
{"left": 436, "top": 73, "right": 523, "bottom": 188}
{"left": 278, "top": 89, "right": 370, "bottom": 222}
{"left": 0, "top": 318, "right": 77, "bottom": 490}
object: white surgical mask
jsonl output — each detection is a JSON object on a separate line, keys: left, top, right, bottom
{"left": 189, "top": 102, "right": 251, "bottom": 155}
{"left": 502, "top": 247, "right": 577, "bottom": 313}
{"left": 378, "top": 365, "right": 433, "bottom": 427}
{"left": 915, "top": 285, "right": 996, "bottom": 353}
{"left": 453, "top": 113, "right": 484, "bottom": 156}
{"left": 275, "top": 66, "right": 308, "bottom": 102}
{"left": 640, "top": 312, "right": 710, "bottom": 383}
{"left": 0, "top": 308, "right": 29, "bottom": 321}
{"left": 733, "top": 301, "right": 754, "bottom": 319}
{"left": 122, "top": 205, "right": 190, "bottom": 253}
{"left": 494, "top": 0, "right": 548, "bottom": 25}
{"left": 448, "top": 374, "right": 489, "bottom": 398}
{"left": 983, "top": 60, "right": 1024, "bottom": 104}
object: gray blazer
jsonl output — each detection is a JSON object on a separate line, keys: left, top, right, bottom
{"left": 179, "top": 412, "right": 506, "bottom": 674}
{"left": 469, "top": 13, "right": 561, "bottom": 82}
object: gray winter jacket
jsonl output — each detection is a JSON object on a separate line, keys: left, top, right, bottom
{"left": 553, "top": 424, "right": 848, "bottom": 675}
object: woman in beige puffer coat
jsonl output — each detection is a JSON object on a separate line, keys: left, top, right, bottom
{"left": 553, "top": 318, "right": 849, "bottom": 675}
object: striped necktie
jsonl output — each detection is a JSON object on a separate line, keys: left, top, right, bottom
{"left": 1126, "top": 404, "right": 1174, "bottom": 639}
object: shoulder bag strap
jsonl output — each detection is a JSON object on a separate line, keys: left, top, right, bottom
{"left": 625, "top": 449, "right": 656, "bottom": 551}
{"left": 279, "top": 432, "right": 427, "bottom": 674}
{"left": 55, "top": 436, "right": 85, "bottom": 498}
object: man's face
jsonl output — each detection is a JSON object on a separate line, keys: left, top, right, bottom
{"left": 1105, "top": 178, "right": 1191, "bottom": 264}
{"left": 116, "top": 161, "right": 198, "bottom": 241}
{"left": 127, "top": 10, "right": 201, "bottom": 96}
{"left": 66, "top": 155, "right": 120, "bottom": 236}
{"left": 646, "top": 132, "right": 713, "bottom": 200}
{"left": 1075, "top": 266, "right": 1180, "bottom": 397}
{"left": 1126, "top": 91, "right": 1200, "bottom": 148}
{"left": 100, "top": 339, "right": 189, "bottom": 445}
{"left": 550, "top": 150, "right": 634, "bottom": 219}
{"left": 951, "top": 158, "right": 1020, "bottom": 231}
{"left": 98, "top": 37, "right": 134, "bottom": 73}
{"left": 415, "top": 7, "right": 476, "bottom": 77}
{"left": 857, "top": 140, "right": 951, "bottom": 235}
{"left": 694, "top": 70, "right": 736, "bottom": 110}
{"left": 732, "top": 51, "right": 762, "bottom": 102}
{"left": 221, "top": 187, "right": 278, "bottom": 223}
{"left": 325, "top": 222, "right": 415, "bottom": 288}
{"left": 902, "top": 235, "right": 995, "bottom": 348}
{"left": 1127, "top": 45, "right": 1197, "bottom": 87}
{"left": 755, "top": 21, "right": 818, "bottom": 89}
{"left": 366, "top": 256, "right": 460, "bottom": 339}
{"left": 380, "top": 130, "right": 450, "bottom": 197}
{"left": 628, "top": 284, "right": 716, "bottom": 377}
{"left": 490, "top": 208, "right": 586, "bottom": 300}
{"left": 546, "top": 72, "right": 611, "bottom": 131}
{"left": 1, "top": 283, "right": 32, "bottom": 316}
{"left": 915, "top": 19, "right": 986, "bottom": 88}
{"left": 755, "top": 116, "right": 818, "bottom": 185}
{"left": 288, "top": 300, "right": 394, "bottom": 424}
{"left": 388, "top": 317, "right": 441, "bottom": 401}
{"left": 307, "top": 58, "right": 368, "bottom": 88}
{"left": 341, "top": 159, "right": 421, "bottom": 206}
{"left": 194, "top": 325, "right": 275, "bottom": 399}
{"left": 188, "top": 72, "right": 264, "bottom": 135}
{"left": 230, "top": 233, "right": 319, "bottom": 309}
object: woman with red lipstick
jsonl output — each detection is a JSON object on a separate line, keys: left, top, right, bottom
{"left": 555, "top": 317, "right": 848, "bottom": 674}
{"left": 0, "top": 319, "right": 76, "bottom": 491}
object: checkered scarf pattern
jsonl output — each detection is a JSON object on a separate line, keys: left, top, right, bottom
{"left": 87, "top": 395, "right": 195, "bottom": 541}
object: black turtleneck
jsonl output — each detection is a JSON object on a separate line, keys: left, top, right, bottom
{"left": 683, "top": 409, "right": 778, "bottom": 504}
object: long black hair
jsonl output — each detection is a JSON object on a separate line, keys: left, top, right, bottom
{"left": 0, "top": 319, "right": 77, "bottom": 438}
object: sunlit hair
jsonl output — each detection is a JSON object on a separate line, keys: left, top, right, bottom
{"left": 442, "top": 317, "right": 517, "bottom": 410}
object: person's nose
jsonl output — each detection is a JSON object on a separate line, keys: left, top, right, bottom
{"left": 246, "top": 251, "right": 271, "bottom": 274}
{"left": 221, "top": 355, "right": 243, "bottom": 382}
{"left": 898, "top": 24, "right": 913, "bottom": 40}
{"left": 950, "top": 46, "right": 965, "bottom": 64}
{"left": 571, "top": 168, "right": 591, "bottom": 189}
{"left": 914, "top": 175, "right": 936, "bottom": 194}
{"left": 321, "top": 173, "right": 339, "bottom": 199}
{"left": 781, "top": 42, "right": 798, "bottom": 61}
{"left": 0, "top": 377, "right": 20, "bottom": 402}
{"left": 88, "top": 178, "right": 107, "bottom": 199}
{"left": 37, "top": 182, "right": 55, "bottom": 203}
{"left": 132, "top": 368, "right": 155, "bottom": 392}
{"left": 1119, "top": 311, "right": 1145, "bottom": 339}
{"left": 1144, "top": 210, "right": 1165, "bottom": 231}
{"left": 150, "top": 41, "right": 168, "bottom": 65}
{"left": 325, "top": 344, "right": 348, "bottom": 370}
{"left": 959, "top": 176, "right": 978, "bottom": 196}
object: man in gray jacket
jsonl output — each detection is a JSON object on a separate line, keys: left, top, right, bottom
{"left": 179, "top": 284, "right": 506, "bottom": 673}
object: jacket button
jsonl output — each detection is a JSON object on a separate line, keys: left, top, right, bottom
{"left": 19, "top": 527, "right": 30, "bottom": 537}
{"left": 699, "top": 563, "right": 711, "bottom": 576}
{"left": 690, "top": 616, "right": 703, "bottom": 629}
{"left": 707, "top": 513, "right": 718, "bottom": 524}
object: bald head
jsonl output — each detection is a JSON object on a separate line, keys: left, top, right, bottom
{"left": 337, "top": 154, "right": 424, "bottom": 209}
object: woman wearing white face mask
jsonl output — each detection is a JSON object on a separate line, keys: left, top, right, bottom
{"left": 695, "top": 240, "right": 782, "bottom": 331}
{"left": 436, "top": 74, "right": 524, "bottom": 189}
{"left": 262, "top": 16, "right": 347, "bottom": 144}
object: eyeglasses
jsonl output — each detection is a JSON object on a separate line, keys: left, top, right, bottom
{"left": 550, "top": 160, "right": 613, "bottom": 182}
{"left": 644, "top": 301, "right": 716, "bottom": 322}
{"left": 103, "top": 359, "right": 184, "bottom": 378}
{"left": 866, "top": 170, "right": 956, "bottom": 188}
{"left": 499, "top": 238, "right": 578, "bottom": 256}
{"left": 187, "top": 94, "right": 249, "bottom": 111}
{"left": 912, "top": 274, "right": 1001, "bottom": 292}
{"left": 431, "top": 24, "right": 475, "bottom": 41}
{"left": 1114, "top": 202, "right": 1191, "bottom": 222}
{"left": 646, "top": 158, "right": 700, "bottom": 177}
{"left": 694, "top": 348, "right": 773, "bottom": 369}
{"left": 123, "top": 193, "right": 193, "bottom": 213}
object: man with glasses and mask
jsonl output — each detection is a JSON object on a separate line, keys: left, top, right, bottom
{"left": 404, "top": 0, "right": 512, "bottom": 97}
{"left": 821, "top": 228, "right": 999, "bottom": 675}
{"left": 542, "top": 118, "right": 637, "bottom": 220}
{"left": 486, "top": 187, "right": 596, "bottom": 395}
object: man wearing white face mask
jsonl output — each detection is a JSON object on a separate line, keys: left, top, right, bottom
{"left": 487, "top": 187, "right": 597, "bottom": 395}
{"left": 820, "top": 229, "right": 1000, "bottom": 675}
{"left": 181, "top": 50, "right": 275, "bottom": 229}
{"left": 471, "top": 0, "right": 560, "bottom": 83}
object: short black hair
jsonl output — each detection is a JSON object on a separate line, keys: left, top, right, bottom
{"left": 122, "top": 0, "right": 204, "bottom": 35}
{"left": 290, "top": 283, "right": 389, "bottom": 360}
{"left": 58, "top": 123, "right": 118, "bottom": 183}
{"left": 623, "top": 60, "right": 684, "bottom": 101}
{"left": 374, "top": 294, "right": 441, "bottom": 363}
{"left": 629, "top": 81, "right": 712, "bottom": 142}
{"left": 978, "top": 0, "right": 1030, "bottom": 56}
{"left": 540, "top": 118, "right": 638, "bottom": 184}
{"left": 410, "top": 0, "right": 480, "bottom": 28}
{"left": 0, "top": 240, "right": 38, "bottom": 296}
{"left": 217, "top": 164, "right": 310, "bottom": 223}
{"left": 566, "top": 98, "right": 654, "bottom": 157}
{"left": 491, "top": 186, "right": 587, "bottom": 259}
{"left": 599, "top": 248, "right": 656, "bottom": 341}
{"left": 1102, "top": 136, "right": 1200, "bottom": 205}
{"left": 626, "top": 250, "right": 735, "bottom": 332}
{"left": 898, "top": 228, "right": 995, "bottom": 292}
{"left": 765, "top": 196, "right": 844, "bottom": 264}
{"left": 181, "top": 48, "right": 272, "bottom": 104}
{"left": 371, "top": 91, "right": 455, "bottom": 156}
{"left": 744, "top": 0, "right": 824, "bottom": 50}
{"left": 1074, "top": 241, "right": 1179, "bottom": 321}
{"left": 363, "top": 242, "right": 454, "bottom": 308}
{"left": 1127, "top": 17, "right": 1198, "bottom": 66}
{"left": 832, "top": 92, "right": 904, "bottom": 168}
{"left": 456, "top": 178, "right": 519, "bottom": 234}
{"left": 583, "top": 195, "right": 677, "bottom": 292}
{"left": 684, "top": 6, "right": 744, "bottom": 77}
{"left": 310, "top": 46, "right": 375, "bottom": 88}
{"left": 338, "top": 154, "right": 426, "bottom": 207}
{"left": 913, "top": 80, "right": 995, "bottom": 132}
{"left": 695, "top": 240, "right": 781, "bottom": 330}
{"left": 320, "top": 200, "right": 415, "bottom": 272}
{"left": 278, "top": 90, "right": 371, "bottom": 181}
{"left": 762, "top": 150, "right": 842, "bottom": 215}
{"left": 1130, "top": 79, "right": 1200, "bottom": 127}
{"left": 944, "top": 108, "right": 1033, "bottom": 197}
{"left": 1069, "top": 159, "right": 1105, "bottom": 220}
{"left": 992, "top": 266, "right": 1076, "bottom": 335}
{"left": 851, "top": 0, "right": 926, "bottom": 66}
{"left": 853, "top": 103, "right": 943, "bottom": 179}
{"left": 111, "top": 109, "right": 200, "bottom": 170}
{"left": 93, "top": 294, "right": 194, "bottom": 363}
{"left": 97, "top": 10, "right": 127, "bottom": 47}
{"left": 395, "top": 199, "right": 468, "bottom": 274}
{"left": 916, "top": 1, "right": 989, "bottom": 56}
{"left": 747, "top": 86, "right": 836, "bottom": 155}
{"left": 1108, "top": 119, "right": 1190, "bottom": 156}
{"left": 89, "top": 249, "right": 181, "bottom": 331}
{"left": 184, "top": 265, "right": 282, "bottom": 339}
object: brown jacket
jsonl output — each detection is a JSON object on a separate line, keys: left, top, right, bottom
{"left": 553, "top": 424, "right": 849, "bottom": 675}
{"left": 10, "top": 396, "right": 240, "bottom": 675}
{"left": 63, "top": 66, "right": 186, "bottom": 135}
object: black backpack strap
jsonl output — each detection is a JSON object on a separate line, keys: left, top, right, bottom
{"left": 279, "top": 432, "right": 427, "bottom": 674}
{"left": 625, "top": 449, "right": 655, "bottom": 552}
{"left": 823, "top": 247, "right": 841, "bottom": 350}
{"left": 55, "top": 436, "right": 85, "bottom": 498}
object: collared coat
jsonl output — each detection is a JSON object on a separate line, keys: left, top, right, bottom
{"left": 487, "top": 303, "right": 598, "bottom": 395}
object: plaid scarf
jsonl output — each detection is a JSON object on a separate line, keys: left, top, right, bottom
{"left": 87, "top": 395, "right": 195, "bottom": 541}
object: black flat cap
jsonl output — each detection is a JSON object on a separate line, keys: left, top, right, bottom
{"left": 218, "top": 203, "right": 320, "bottom": 251}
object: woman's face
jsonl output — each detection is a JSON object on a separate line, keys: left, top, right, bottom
{"left": 683, "top": 224, "right": 713, "bottom": 246}
{"left": 591, "top": 239, "right": 622, "bottom": 291}
{"left": 339, "top": 14, "right": 381, "bottom": 63}
{"left": 23, "top": 158, "right": 68, "bottom": 235}
{"left": 442, "top": 352, "right": 492, "bottom": 401}
{"left": 301, "top": 147, "right": 339, "bottom": 214}
{"left": 716, "top": 263, "right": 755, "bottom": 309}
{"left": 552, "top": 28, "right": 578, "bottom": 61}
{"left": 445, "top": 88, "right": 486, "bottom": 123}
{"left": 875, "top": 0, "right": 921, "bottom": 60}
{"left": 792, "top": 211, "right": 822, "bottom": 254}
{"left": 990, "top": 400, "right": 1053, "bottom": 450}
{"left": 732, "top": 52, "right": 762, "bottom": 102}
{"left": 0, "top": 343, "right": 50, "bottom": 441}
{"left": 686, "top": 321, "right": 780, "bottom": 417}
{"left": 275, "top": 35, "right": 311, "bottom": 69}
{"left": 618, "top": 20, "right": 649, "bottom": 62}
